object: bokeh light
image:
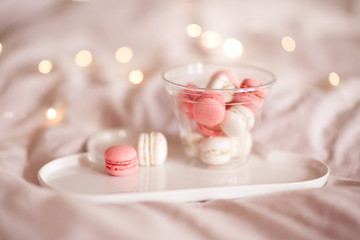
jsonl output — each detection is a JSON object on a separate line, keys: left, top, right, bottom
{"left": 201, "top": 31, "right": 221, "bottom": 48}
{"left": 0, "top": 42, "right": 2, "bottom": 55}
{"left": 187, "top": 24, "right": 202, "bottom": 38}
{"left": 38, "top": 60, "right": 53, "bottom": 74}
{"left": 2, "top": 112, "right": 14, "bottom": 119}
{"left": 329, "top": 72, "right": 340, "bottom": 86}
{"left": 75, "top": 50, "right": 92, "bottom": 67}
{"left": 115, "top": 47, "right": 133, "bottom": 63}
{"left": 129, "top": 70, "right": 144, "bottom": 85}
{"left": 46, "top": 108, "right": 57, "bottom": 119}
{"left": 223, "top": 38, "right": 243, "bottom": 58}
{"left": 281, "top": 36, "right": 296, "bottom": 52}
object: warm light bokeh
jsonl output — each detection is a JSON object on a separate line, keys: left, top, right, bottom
{"left": 201, "top": 31, "right": 221, "bottom": 48}
{"left": 281, "top": 36, "right": 296, "bottom": 52}
{"left": 2, "top": 112, "right": 14, "bottom": 119}
{"left": 329, "top": 72, "right": 340, "bottom": 86}
{"left": 187, "top": 24, "right": 202, "bottom": 38}
{"left": 38, "top": 60, "right": 53, "bottom": 74}
{"left": 0, "top": 42, "right": 2, "bottom": 55}
{"left": 46, "top": 108, "right": 57, "bottom": 119}
{"left": 115, "top": 47, "right": 133, "bottom": 63}
{"left": 75, "top": 50, "right": 92, "bottom": 67}
{"left": 223, "top": 38, "right": 243, "bottom": 58}
{"left": 129, "top": 70, "right": 144, "bottom": 85}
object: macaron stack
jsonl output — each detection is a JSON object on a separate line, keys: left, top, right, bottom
{"left": 104, "top": 131, "right": 168, "bottom": 177}
{"left": 177, "top": 70, "right": 268, "bottom": 166}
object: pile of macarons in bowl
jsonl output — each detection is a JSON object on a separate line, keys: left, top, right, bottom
{"left": 162, "top": 62, "right": 276, "bottom": 168}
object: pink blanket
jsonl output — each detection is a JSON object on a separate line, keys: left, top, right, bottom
{"left": 1, "top": 0, "right": 360, "bottom": 239}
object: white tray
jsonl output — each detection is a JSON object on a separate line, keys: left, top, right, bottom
{"left": 37, "top": 129, "right": 330, "bottom": 203}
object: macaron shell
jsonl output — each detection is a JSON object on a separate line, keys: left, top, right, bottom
{"left": 220, "top": 109, "right": 247, "bottom": 137}
{"left": 177, "top": 84, "right": 199, "bottom": 119}
{"left": 193, "top": 93, "right": 225, "bottom": 126}
{"left": 178, "top": 98, "right": 195, "bottom": 119}
{"left": 233, "top": 105, "right": 255, "bottom": 130}
{"left": 240, "top": 78, "right": 269, "bottom": 98}
{"left": 230, "top": 131, "right": 253, "bottom": 158}
{"left": 182, "top": 131, "right": 203, "bottom": 158}
{"left": 199, "top": 136, "right": 232, "bottom": 165}
{"left": 104, "top": 145, "right": 137, "bottom": 164}
{"left": 209, "top": 70, "right": 240, "bottom": 88}
{"left": 220, "top": 105, "right": 255, "bottom": 137}
{"left": 104, "top": 145, "right": 138, "bottom": 177}
{"left": 136, "top": 133, "right": 149, "bottom": 166}
{"left": 136, "top": 131, "right": 168, "bottom": 166}
{"left": 197, "top": 123, "right": 224, "bottom": 137}
{"left": 232, "top": 92, "right": 264, "bottom": 113}
{"left": 150, "top": 131, "right": 167, "bottom": 165}
{"left": 207, "top": 71, "right": 239, "bottom": 102}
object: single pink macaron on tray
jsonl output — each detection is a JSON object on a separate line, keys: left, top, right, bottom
{"left": 104, "top": 145, "right": 139, "bottom": 177}
{"left": 162, "top": 62, "right": 276, "bottom": 168}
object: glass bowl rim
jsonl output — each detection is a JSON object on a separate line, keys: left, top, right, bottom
{"left": 161, "top": 61, "right": 276, "bottom": 93}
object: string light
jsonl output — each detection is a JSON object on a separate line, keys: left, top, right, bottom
{"left": 281, "top": 36, "right": 296, "bottom": 52}
{"left": 115, "top": 47, "right": 133, "bottom": 63}
{"left": 129, "top": 70, "right": 144, "bottom": 85}
{"left": 75, "top": 50, "right": 92, "bottom": 67}
{"left": 187, "top": 24, "right": 202, "bottom": 38}
{"left": 223, "top": 38, "right": 243, "bottom": 58}
{"left": 329, "top": 72, "right": 340, "bottom": 86}
{"left": 38, "top": 60, "right": 53, "bottom": 74}
{"left": 201, "top": 31, "right": 221, "bottom": 48}
{"left": 46, "top": 108, "right": 57, "bottom": 119}
{"left": 4, "top": 20, "right": 346, "bottom": 126}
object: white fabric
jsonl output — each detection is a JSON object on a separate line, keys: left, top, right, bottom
{"left": 1, "top": 0, "right": 360, "bottom": 239}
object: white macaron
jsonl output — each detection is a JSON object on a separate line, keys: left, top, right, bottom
{"left": 220, "top": 105, "right": 255, "bottom": 137}
{"left": 207, "top": 70, "right": 239, "bottom": 102}
{"left": 182, "top": 131, "right": 204, "bottom": 158}
{"left": 199, "top": 136, "right": 232, "bottom": 165}
{"left": 230, "top": 131, "right": 253, "bottom": 158}
{"left": 136, "top": 131, "right": 168, "bottom": 166}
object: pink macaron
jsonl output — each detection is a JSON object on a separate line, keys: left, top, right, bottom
{"left": 240, "top": 78, "right": 269, "bottom": 98}
{"left": 104, "top": 145, "right": 139, "bottom": 177}
{"left": 177, "top": 83, "right": 199, "bottom": 119}
{"left": 192, "top": 92, "right": 226, "bottom": 127}
{"left": 197, "top": 123, "right": 224, "bottom": 137}
{"left": 232, "top": 92, "right": 264, "bottom": 113}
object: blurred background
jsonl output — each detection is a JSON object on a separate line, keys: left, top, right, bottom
{"left": 0, "top": 0, "right": 359, "bottom": 181}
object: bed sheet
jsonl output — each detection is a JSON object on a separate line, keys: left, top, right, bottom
{"left": 1, "top": 0, "right": 360, "bottom": 239}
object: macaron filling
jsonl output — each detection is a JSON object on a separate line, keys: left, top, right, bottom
{"left": 105, "top": 158, "right": 137, "bottom": 169}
